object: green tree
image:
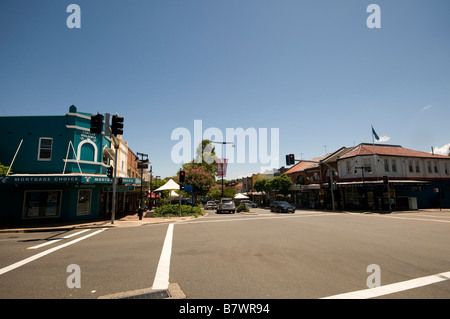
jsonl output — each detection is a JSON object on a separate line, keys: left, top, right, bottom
{"left": 184, "top": 165, "right": 215, "bottom": 203}
{"left": 271, "top": 173, "right": 293, "bottom": 196}
{"left": 186, "top": 139, "right": 218, "bottom": 176}
{"left": 253, "top": 178, "right": 273, "bottom": 194}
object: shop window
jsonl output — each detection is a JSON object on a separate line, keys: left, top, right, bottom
{"left": 23, "top": 190, "right": 61, "bottom": 218}
{"left": 77, "top": 189, "right": 92, "bottom": 215}
{"left": 38, "top": 137, "right": 53, "bottom": 161}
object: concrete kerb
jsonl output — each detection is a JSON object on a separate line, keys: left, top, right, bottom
{"left": 0, "top": 210, "right": 209, "bottom": 233}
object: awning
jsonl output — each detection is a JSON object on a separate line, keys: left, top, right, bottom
{"left": 103, "top": 147, "right": 115, "bottom": 161}
{"left": 234, "top": 193, "right": 249, "bottom": 199}
{"left": 0, "top": 174, "right": 140, "bottom": 185}
{"left": 337, "top": 180, "right": 432, "bottom": 188}
{"left": 154, "top": 179, "right": 180, "bottom": 191}
{"left": 289, "top": 184, "right": 321, "bottom": 191}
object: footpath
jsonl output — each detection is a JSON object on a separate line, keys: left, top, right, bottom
{"left": 0, "top": 210, "right": 204, "bottom": 233}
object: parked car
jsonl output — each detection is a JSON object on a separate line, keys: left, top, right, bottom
{"left": 217, "top": 198, "right": 236, "bottom": 214}
{"left": 241, "top": 200, "right": 258, "bottom": 208}
{"left": 274, "top": 201, "right": 295, "bottom": 213}
{"left": 269, "top": 201, "right": 280, "bottom": 212}
{"left": 205, "top": 201, "right": 217, "bottom": 210}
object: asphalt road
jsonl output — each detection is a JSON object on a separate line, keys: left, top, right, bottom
{"left": 0, "top": 209, "right": 449, "bottom": 300}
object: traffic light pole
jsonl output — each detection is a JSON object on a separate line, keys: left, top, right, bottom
{"left": 111, "top": 135, "right": 119, "bottom": 224}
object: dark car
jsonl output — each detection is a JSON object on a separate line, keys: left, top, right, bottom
{"left": 274, "top": 201, "right": 295, "bottom": 213}
{"left": 269, "top": 201, "right": 280, "bottom": 212}
{"left": 241, "top": 200, "right": 258, "bottom": 208}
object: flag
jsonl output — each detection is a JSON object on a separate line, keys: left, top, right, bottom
{"left": 372, "top": 126, "right": 380, "bottom": 141}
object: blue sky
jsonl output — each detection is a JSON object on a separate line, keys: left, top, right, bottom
{"left": 1, "top": 0, "right": 449, "bottom": 179}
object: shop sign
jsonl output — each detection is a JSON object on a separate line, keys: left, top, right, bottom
{"left": 0, "top": 175, "right": 82, "bottom": 184}
{"left": 103, "top": 186, "right": 135, "bottom": 192}
{"left": 0, "top": 175, "right": 141, "bottom": 185}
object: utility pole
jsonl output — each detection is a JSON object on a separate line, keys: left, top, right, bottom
{"left": 211, "top": 141, "right": 234, "bottom": 198}
{"left": 355, "top": 166, "right": 371, "bottom": 210}
{"left": 136, "top": 152, "right": 149, "bottom": 220}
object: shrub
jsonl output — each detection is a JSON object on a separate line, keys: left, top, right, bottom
{"left": 236, "top": 203, "right": 249, "bottom": 213}
{"left": 154, "top": 204, "right": 203, "bottom": 218}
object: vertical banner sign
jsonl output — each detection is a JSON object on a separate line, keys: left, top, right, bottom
{"left": 217, "top": 158, "right": 228, "bottom": 177}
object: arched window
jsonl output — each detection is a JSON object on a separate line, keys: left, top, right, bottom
{"left": 77, "top": 139, "right": 98, "bottom": 162}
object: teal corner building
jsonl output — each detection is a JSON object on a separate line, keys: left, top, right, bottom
{"left": 0, "top": 105, "right": 139, "bottom": 225}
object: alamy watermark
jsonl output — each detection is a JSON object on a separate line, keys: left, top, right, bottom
{"left": 66, "top": 264, "right": 81, "bottom": 288}
{"left": 367, "top": 264, "right": 381, "bottom": 288}
{"left": 171, "top": 120, "right": 279, "bottom": 172}
{"left": 65, "top": 4, "right": 380, "bottom": 30}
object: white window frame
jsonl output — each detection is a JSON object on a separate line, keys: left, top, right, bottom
{"left": 37, "top": 137, "right": 53, "bottom": 161}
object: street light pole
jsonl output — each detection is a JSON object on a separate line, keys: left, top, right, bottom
{"left": 355, "top": 166, "right": 370, "bottom": 210}
{"left": 211, "top": 141, "right": 234, "bottom": 198}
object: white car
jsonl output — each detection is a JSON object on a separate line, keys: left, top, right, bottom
{"left": 216, "top": 198, "right": 236, "bottom": 214}
{"left": 205, "top": 201, "right": 217, "bottom": 210}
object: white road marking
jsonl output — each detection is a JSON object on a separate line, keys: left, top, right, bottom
{"left": 152, "top": 223, "right": 174, "bottom": 290}
{"left": 322, "top": 271, "right": 450, "bottom": 299}
{"left": 0, "top": 228, "right": 107, "bottom": 276}
{"left": 183, "top": 213, "right": 336, "bottom": 225}
{"left": 375, "top": 215, "right": 450, "bottom": 223}
{"left": 28, "top": 229, "right": 91, "bottom": 249}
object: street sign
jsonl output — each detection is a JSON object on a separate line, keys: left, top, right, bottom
{"left": 183, "top": 185, "right": 193, "bottom": 192}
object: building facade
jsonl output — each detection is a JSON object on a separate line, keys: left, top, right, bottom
{"left": 336, "top": 143, "right": 450, "bottom": 210}
{"left": 0, "top": 106, "right": 139, "bottom": 225}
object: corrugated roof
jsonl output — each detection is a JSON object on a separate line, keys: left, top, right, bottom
{"left": 339, "top": 143, "right": 450, "bottom": 160}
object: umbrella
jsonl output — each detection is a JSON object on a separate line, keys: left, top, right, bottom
{"left": 234, "top": 193, "right": 249, "bottom": 199}
{"left": 154, "top": 179, "right": 180, "bottom": 191}
{"left": 169, "top": 190, "right": 179, "bottom": 198}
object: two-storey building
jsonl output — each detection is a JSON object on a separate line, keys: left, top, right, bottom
{"left": 337, "top": 143, "right": 450, "bottom": 210}
{"left": 0, "top": 105, "right": 139, "bottom": 225}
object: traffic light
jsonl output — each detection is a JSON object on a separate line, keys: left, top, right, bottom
{"left": 107, "top": 166, "right": 113, "bottom": 179}
{"left": 383, "top": 175, "right": 389, "bottom": 185}
{"left": 90, "top": 113, "right": 103, "bottom": 134}
{"left": 286, "top": 154, "right": 295, "bottom": 166}
{"left": 179, "top": 170, "right": 186, "bottom": 183}
{"left": 111, "top": 115, "right": 124, "bottom": 136}
{"left": 118, "top": 177, "right": 123, "bottom": 185}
